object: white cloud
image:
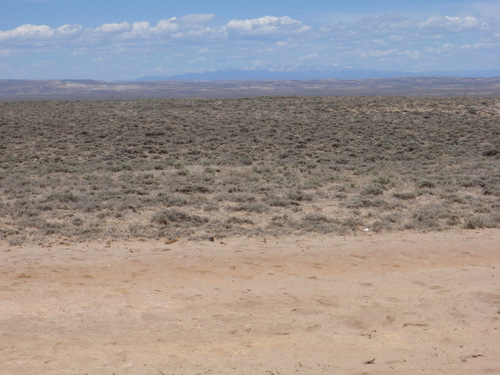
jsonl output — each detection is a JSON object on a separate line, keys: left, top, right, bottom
{"left": 357, "top": 14, "right": 415, "bottom": 34}
{"left": 177, "top": 14, "right": 215, "bottom": 26}
{"left": 0, "top": 24, "right": 54, "bottom": 41}
{"left": 0, "top": 23, "right": 85, "bottom": 45}
{"left": 419, "top": 15, "right": 479, "bottom": 31}
{"left": 3, "top": 13, "right": 491, "bottom": 49}
{"left": 1, "top": 12, "right": 499, "bottom": 79}
{"left": 226, "top": 16, "right": 311, "bottom": 36}
{"left": 122, "top": 21, "right": 151, "bottom": 39}
{"left": 90, "top": 15, "right": 216, "bottom": 41}
{"left": 319, "top": 12, "right": 500, "bottom": 58}
{"left": 331, "top": 13, "right": 493, "bottom": 37}
{"left": 155, "top": 18, "right": 180, "bottom": 33}
{"left": 57, "top": 24, "right": 82, "bottom": 35}
{"left": 95, "top": 22, "right": 130, "bottom": 34}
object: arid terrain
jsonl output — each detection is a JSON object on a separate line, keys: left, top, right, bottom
{"left": 1, "top": 96, "right": 499, "bottom": 244}
{"left": 1, "top": 231, "right": 499, "bottom": 374}
{"left": 0, "top": 96, "right": 499, "bottom": 374}
{"left": 1, "top": 77, "right": 500, "bottom": 101}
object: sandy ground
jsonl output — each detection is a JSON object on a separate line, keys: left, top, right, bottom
{"left": 1, "top": 230, "right": 499, "bottom": 375}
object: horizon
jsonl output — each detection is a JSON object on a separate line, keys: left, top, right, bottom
{"left": 1, "top": 0, "right": 500, "bottom": 81}
{"left": 2, "top": 70, "right": 500, "bottom": 84}
{"left": 4, "top": 71, "right": 500, "bottom": 83}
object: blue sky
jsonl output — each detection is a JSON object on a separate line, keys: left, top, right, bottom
{"left": 1, "top": 0, "right": 500, "bottom": 80}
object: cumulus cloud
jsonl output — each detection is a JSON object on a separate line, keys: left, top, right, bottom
{"left": 356, "top": 14, "right": 415, "bottom": 34}
{"left": 3, "top": 13, "right": 490, "bottom": 48}
{"left": 122, "top": 21, "right": 151, "bottom": 39}
{"left": 1, "top": 12, "right": 499, "bottom": 79}
{"left": 419, "top": 16, "right": 480, "bottom": 32}
{"left": 89, "top": 15, "right": 219, "bottom": 41}
{"left": 226, "top": 16, "right": 311, "bottom": 36}
{"left": 95, "top": 22, "right": 130, "bottom": 34}
{"left": 57, "top": 24, "right": 82, "bottom": 35}
{"left": 0, "top": 14, "right": 219, "bottom": 45}
{"left": 0, "top": 24, "right": 55, "bottom": 41}
{"left": 155, "top": 18, "right": 180, "bottom": 33}
{"left": 177, "top": 13, "right": 215, "bottom": 26}
{"left": 0, "top": 23, "right": 84, "bottom": 48}
{"left": 318, "top": 12, "right": 500, "bottom": 67}
{"left": 85, "top": 14, "right": 309, "bottom": 41}
{"left": 322, "top": 13, "right": 493, "bottom": 39}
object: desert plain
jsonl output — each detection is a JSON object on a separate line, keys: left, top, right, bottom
{"left": 1, "top": 230, "right": 499, "bottom": 375}
{"left": 0, "top": 95, "right": 499, "bottom": 374}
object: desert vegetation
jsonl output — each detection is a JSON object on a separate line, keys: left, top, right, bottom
{"left": 0, "top": 96, "right": 499, "bottom": 244}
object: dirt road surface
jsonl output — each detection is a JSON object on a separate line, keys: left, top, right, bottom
{"left": 1, "top": 230, "right": 499, "bottom": 374}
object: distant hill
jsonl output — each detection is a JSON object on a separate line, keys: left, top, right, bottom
{"left": 135, "top": 69, "right": 423, "bottom": 82}
{"left": 135, "top": 69, "right": 500, "bottom": 82}
{"left": 1, "top": 76, "right": 500, "bottom": 101}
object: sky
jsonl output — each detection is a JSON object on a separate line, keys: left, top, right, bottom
{"left": 1, "top": 0, "right": 500, "bottom": 80}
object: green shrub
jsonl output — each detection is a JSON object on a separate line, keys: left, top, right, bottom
{"left": 46, "top": 192, "right": 79, "bottom": 203}
{"left": 151, "top": 209, "right": 208, "bottom": 226}
{"left": 417, "top": 180, "right": 436, "bottom": 189}
{"left": 372, "top": 176, "right": 391, "bottom": 186}
{"left": 393, "top": 191, "right": 417, "bottom": 200}
{"left": 463, "top": 217, "right": 485, "bottom": 229}
{"left": 225, "top": 216, "right": 254, "bottom": 225}
{"left": 361, "top": 183, "right": 384, "bottom": 196}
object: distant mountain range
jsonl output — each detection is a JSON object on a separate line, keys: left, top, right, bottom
{"left": 135, "top": 69, "right": 500, "bottom": 82}
{"left": 2, "top": 76, "right": 500, "bottom": 101}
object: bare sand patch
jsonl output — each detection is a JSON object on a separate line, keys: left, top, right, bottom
{"left": 1, "top": 229, "right": 499, "bottom": 374}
